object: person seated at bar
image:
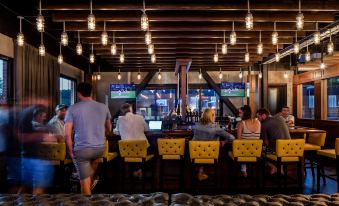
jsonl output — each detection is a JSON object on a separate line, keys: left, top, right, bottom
{"left": 237, "top": 105, "right": 261, "bottom": 177}
{"left": 256, "top": 108, "right": 291, "bottom": 174}
{"left": 114, "top": 103, "right": 149, "bottom": 140}
{"left": 279, "top": 106, "right": 295, "bottom": 127}
{"left": 48, "top": 104, "right": 68, "bottom": 141}
{"left": 193, "top": 108, "right": 234, "bottom": 181}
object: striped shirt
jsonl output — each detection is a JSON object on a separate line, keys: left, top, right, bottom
{"left": 240, "top": 119, "right": 261, "bottom": 139}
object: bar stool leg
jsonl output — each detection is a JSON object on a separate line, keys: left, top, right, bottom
{"left": 277, "top": 160, "right": 282, "bottom": 189}
{"left": 180, "top": 158, "right": 185, "bottom": 190}
{"left": 297, "top": 160, "right": 303, "bottom": 191}
{"left": 141, "top": 163, "right": 146, "bottom": 191}
{"left": 283, "top": 164, "right": 287, "bottom": 188}
{"left": 159, "top": 160, "right": 164, "bottom": 190}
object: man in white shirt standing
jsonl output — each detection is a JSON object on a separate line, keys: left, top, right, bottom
{"left": 280, "top": 106, "right": 295, "bottom": 127}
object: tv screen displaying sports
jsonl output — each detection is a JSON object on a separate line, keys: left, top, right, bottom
{"left": 110, "top": 84, "right": 136, "bottom": 99}
{"left": 220, "top": 82, "right": 246, "bottom": 97}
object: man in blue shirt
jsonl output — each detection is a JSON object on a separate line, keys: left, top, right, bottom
{"left": 65, "top": 82, "right": 112, "bottom": 195}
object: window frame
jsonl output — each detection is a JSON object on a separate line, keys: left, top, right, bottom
{"left": 59, "top": 74, "right": 77, "bottom": 106}
{"left": 0, "top": 55, "right": 13, "bottom": 105}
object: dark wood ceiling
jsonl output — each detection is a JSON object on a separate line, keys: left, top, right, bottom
{"left": 2, "top": 0, "right": 339, "bottom": 72}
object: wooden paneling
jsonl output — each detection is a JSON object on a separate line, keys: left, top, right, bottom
{"left": 314, "top": 80, "right": 322, "bottom": 120}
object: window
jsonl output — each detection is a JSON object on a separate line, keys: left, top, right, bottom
{"left": 0, "top": 58, "right": 9, "bottom": 104}
{"left": 302, "top": 83, "right": 314, "bottom": 119}
{"left": 187, "top": 89, "right": 220, "bottom": 115}
{"left": 327, "top": 76, "right": 339, "bottom": 120}
{"left": 136, "top": 89, "right": 176, "bottom": 120}
{"left": 59, "top": 76, "right": 76, "bottom": 106}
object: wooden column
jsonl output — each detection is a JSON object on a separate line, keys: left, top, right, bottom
{"left": 314, "top": 80, "right": 322, "bottom": 120}
{"left": 180, "top": 65, "right": 187, "bottom": 118}
{"left": 249, "top": 74, "right": 257, "bottom": 115}
{"left": 262, "top": 64, "right": 269, "bottom": 109}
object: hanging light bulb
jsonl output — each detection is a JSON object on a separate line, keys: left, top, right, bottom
{"left": 320, "top": 61, "right": 326, "bottom": 69}
{"left": 58, "top": 43, "right": 63, "bottom": 64}
{"left": 97, "top": 66, "right": 101, "bottom": 80}
{"left": 111, "top": 32, "right": 117, "bottom": 55}
{"left": 87, "top": 0, "right": 95, "bottom": 31}
{"left": 245, "top": 0, "right": 254, "bottom": 30}
{"left": 314, "top": 22, "right": 321, "bottom": 45}
{"left": 221, "top": 31, "right": 227, "bottom": 54}
{"left": 117, "top": 69, "right": 121, "bottom": 80}
{"left": 101, "top": 21, "right": 108, "bottom": 46}
{"left": 219, "top": 68, "right": 223, "bottom": 79}
{"left": 60, "top": 22, "right": 68, "bottom": 46}
{"left": 148, "top": 43, "right": 154, "bottom": 54}
{"left": 305, "top": 43, "right": 311, "bottom": 62}
{"left": 141, "top": 0, "right": 149, "bottom": 31}
{"left": 137, "top": 69, "right": 141, "bottom": 80}
{"left": 145, "top": 30, "right": 152, "bottom": 45}
{"left": 17, "top": 16, "right": 24, "bottom": 46}
{"left": 327, "top": 32, "right": 334, "bottom": 55}
{"left": 275, "top": 44, "right": 280, "bottom": 62}
{"left": 284, "top": 72, "right": 288, "bottom": 79}
{"left": 230, "top": 21, "right": 237, "bottom": 45}
{"left": 76, "top": 31, "right": 82, "bottom": 55}
{"left": 239, "top": 69, "right": 243, "bottom": 79}
{"left": 296, "top": 0, "right": 304, "bottom": 31}
{"left": 245, "top": 44, "right": 250, "bottom": 63}
{"left": 120, "top": 44, "right": 125, "bottom": 63}
{"left": 258, "top": 71, "right": 262, "bottom": 79}
{"left": 272, "top": 22, "right": 278, "bottom": 45}
{"left": 36, "top": 0, "right": 45, "bottom": 32}
{"left": 293, "top": 31, "right": 300, "bottom": 54}
{"left": 213, "top": 44, "right": 218, "bottom": 63}
{"left": 199, "top": 68, "right": 202, "bottom": 79}
{"left": 151, "top": 53, "right": 156, "bottom": 63}
{"left": 89, "top": 44, "right": 95, "bottom": 63}
{"left": 257, "top": 31, "right": 263, "bottom": 55}
{"left": 157, "top": 69, "right": 162, "bottom": 80}
{"left": 39, "top": 33, "right": 45, "bottom": 56}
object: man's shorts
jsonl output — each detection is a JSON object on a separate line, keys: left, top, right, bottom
{"left": 73, "top": 147, "right": 104, "bottom": 180}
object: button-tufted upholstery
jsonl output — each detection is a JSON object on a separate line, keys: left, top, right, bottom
{"left": 266, "top": 139, "right": 305, "bottom": 163}
{"left": 118, "top": 140, "right": 154, "bottom": 163}
{"left": 189, "top": 141, "right": 220, "bottom": 164}
{"left": 229, "top": 139, "right": 263, "bottom": 162}
{"left": 305, "top": 133, "right": 326, "bottom": 151}
{"left": 24, "top": 142, "right": 68, "bottom": 165}
{"left": 157, "top": 138, "right": 185, "bottom": 160}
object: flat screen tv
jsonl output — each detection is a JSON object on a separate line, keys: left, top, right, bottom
{"left": 220, "top": 82, "right": 246, "bottom": 97}
{"left": 110, "top": 84, "right": 136, "bottom": 99}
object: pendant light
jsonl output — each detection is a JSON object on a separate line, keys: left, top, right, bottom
{"left": 145, "top": 30, "right": 152, "bottom": 45}
{"left": 101, "top": 21, "right": 108, "bottom": 46}
{"left": 230, "top": 21, "right": 237, "bottom": 45}
{"left": 97, "top": 66, "right": 101, "bottom": 80}
{"left": 213, "top": 44, "right": 218, "bottom": 63}
{"left": 36, "top": 0, "right": 45, "bottom": 32}
{"left": 258, "top": 70, "right": 262, "bottom": 79}
{"left": 296, "top": 0, "right": 304, "bottom": 31}
{"left": 320, "top": 61, "right": 326, "bottom": 69}
{"left": 257, "top": 31, "right": 263, "bottom": 55}
{"left": 305, "top": 43, "right": 311, "bottom": 62}
{"left": 272, "top": 22, "right": 278, "bottom": 45}
{"left": 58, "top": 43, "right": 63, "bottom": 64}
{"left": 39, "top": 33, "right": 45, "bottom": 56}
{"left": 327, "top": 30, "right": 334, "bottom": 55}
{"left": 157, "top": 69, "right": 162, "bottom": 80}
{"left": 221, "top": 31, "right": 227, "bottom": 55}
{"left": 245, "top": 0, "right": 253, "bottom": 30}
{"left": 60, "top": 22, "right": 68, "bottom": 46}
{"left": 117, "top": 69, "right": 121, "bottom": 80}
{"left": 275, "top": 44, "right": 280, "bottom": 62}
{"left": 89, "top": 44, "right": 95, "bottom": 63}
{"left": 137, "top": 69, "right": 141, "bottom": 80}
{"left": 151, "top": 53, "right": 156, "bottom": 63}
{"left": 314, "top": 22, "right": 321, "bottom": 45}
{"left": 148, "top": 43, "right": 154, "bottom": 54}
{"left": 239, "top": 68, "right": 243, "bottom": 79}
{"left": 76, "top": 31, "right": 83, "bottom": 55}
{"left": 111, "top": 32, "right": 117, "bottom": 55}
{"left": 245, "top": 44, "right": 250, "bottom": 63}
{"left": 16, "top": 16, "right": 24, "bottom": 46}
{"left": 219, "top": 67, "right": 223, "bottom": 79}
{"left": 120, "top": 44, "right": 125, "bottom": 63}
{"left": 293, "top": 31, "right": 300, "bottom": 54}
{"left": 199, "top": 68, "right": 202, "bottom": 79}
{"left": 87, "top": 0, "right": 95, "bottom": 31}
{"left": 141, "top": 0, "right": 149, "bottom": 31}
{"left": 284, "top": 72, "right": 288, "bottom": 79}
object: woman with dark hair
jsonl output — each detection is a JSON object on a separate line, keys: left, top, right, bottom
{"left": 236, "top": 105, "right": 261, "bottom": 177}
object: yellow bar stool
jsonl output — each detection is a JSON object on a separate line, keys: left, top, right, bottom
{"left": 157, "top": 138, "right": 186, "bottom": 190}
{"left": 265, "top": 139, "right": 305, "bottom": 189}
{"left": 304, "top": 133, "right": 326, "bottom": 181}
{"left": 228, "top": 139, "right": 263, "bottom": 188}
{"left": 118, "top": 140, "right": 154, "bottom": 191}
{"left": 189, "top": 141, "right": 220, "bottom": 189}
{"left": 97, "top": 140, "right": 118, "bottom": 181}
{"left": 316, "top": 138, "right": 339, "bottom": 192}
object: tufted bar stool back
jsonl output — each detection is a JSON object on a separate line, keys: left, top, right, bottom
{"left": 231, "top": 139, "right": 263, "bottom": 162}
{"left": 276, "top": 139, "right": 305, "bottom": 160}
{"left": 189, "top": 141, "right": 220, "bottom": 164}
{"left": 24, "top": 142, "right": 67, "bottom": 165}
